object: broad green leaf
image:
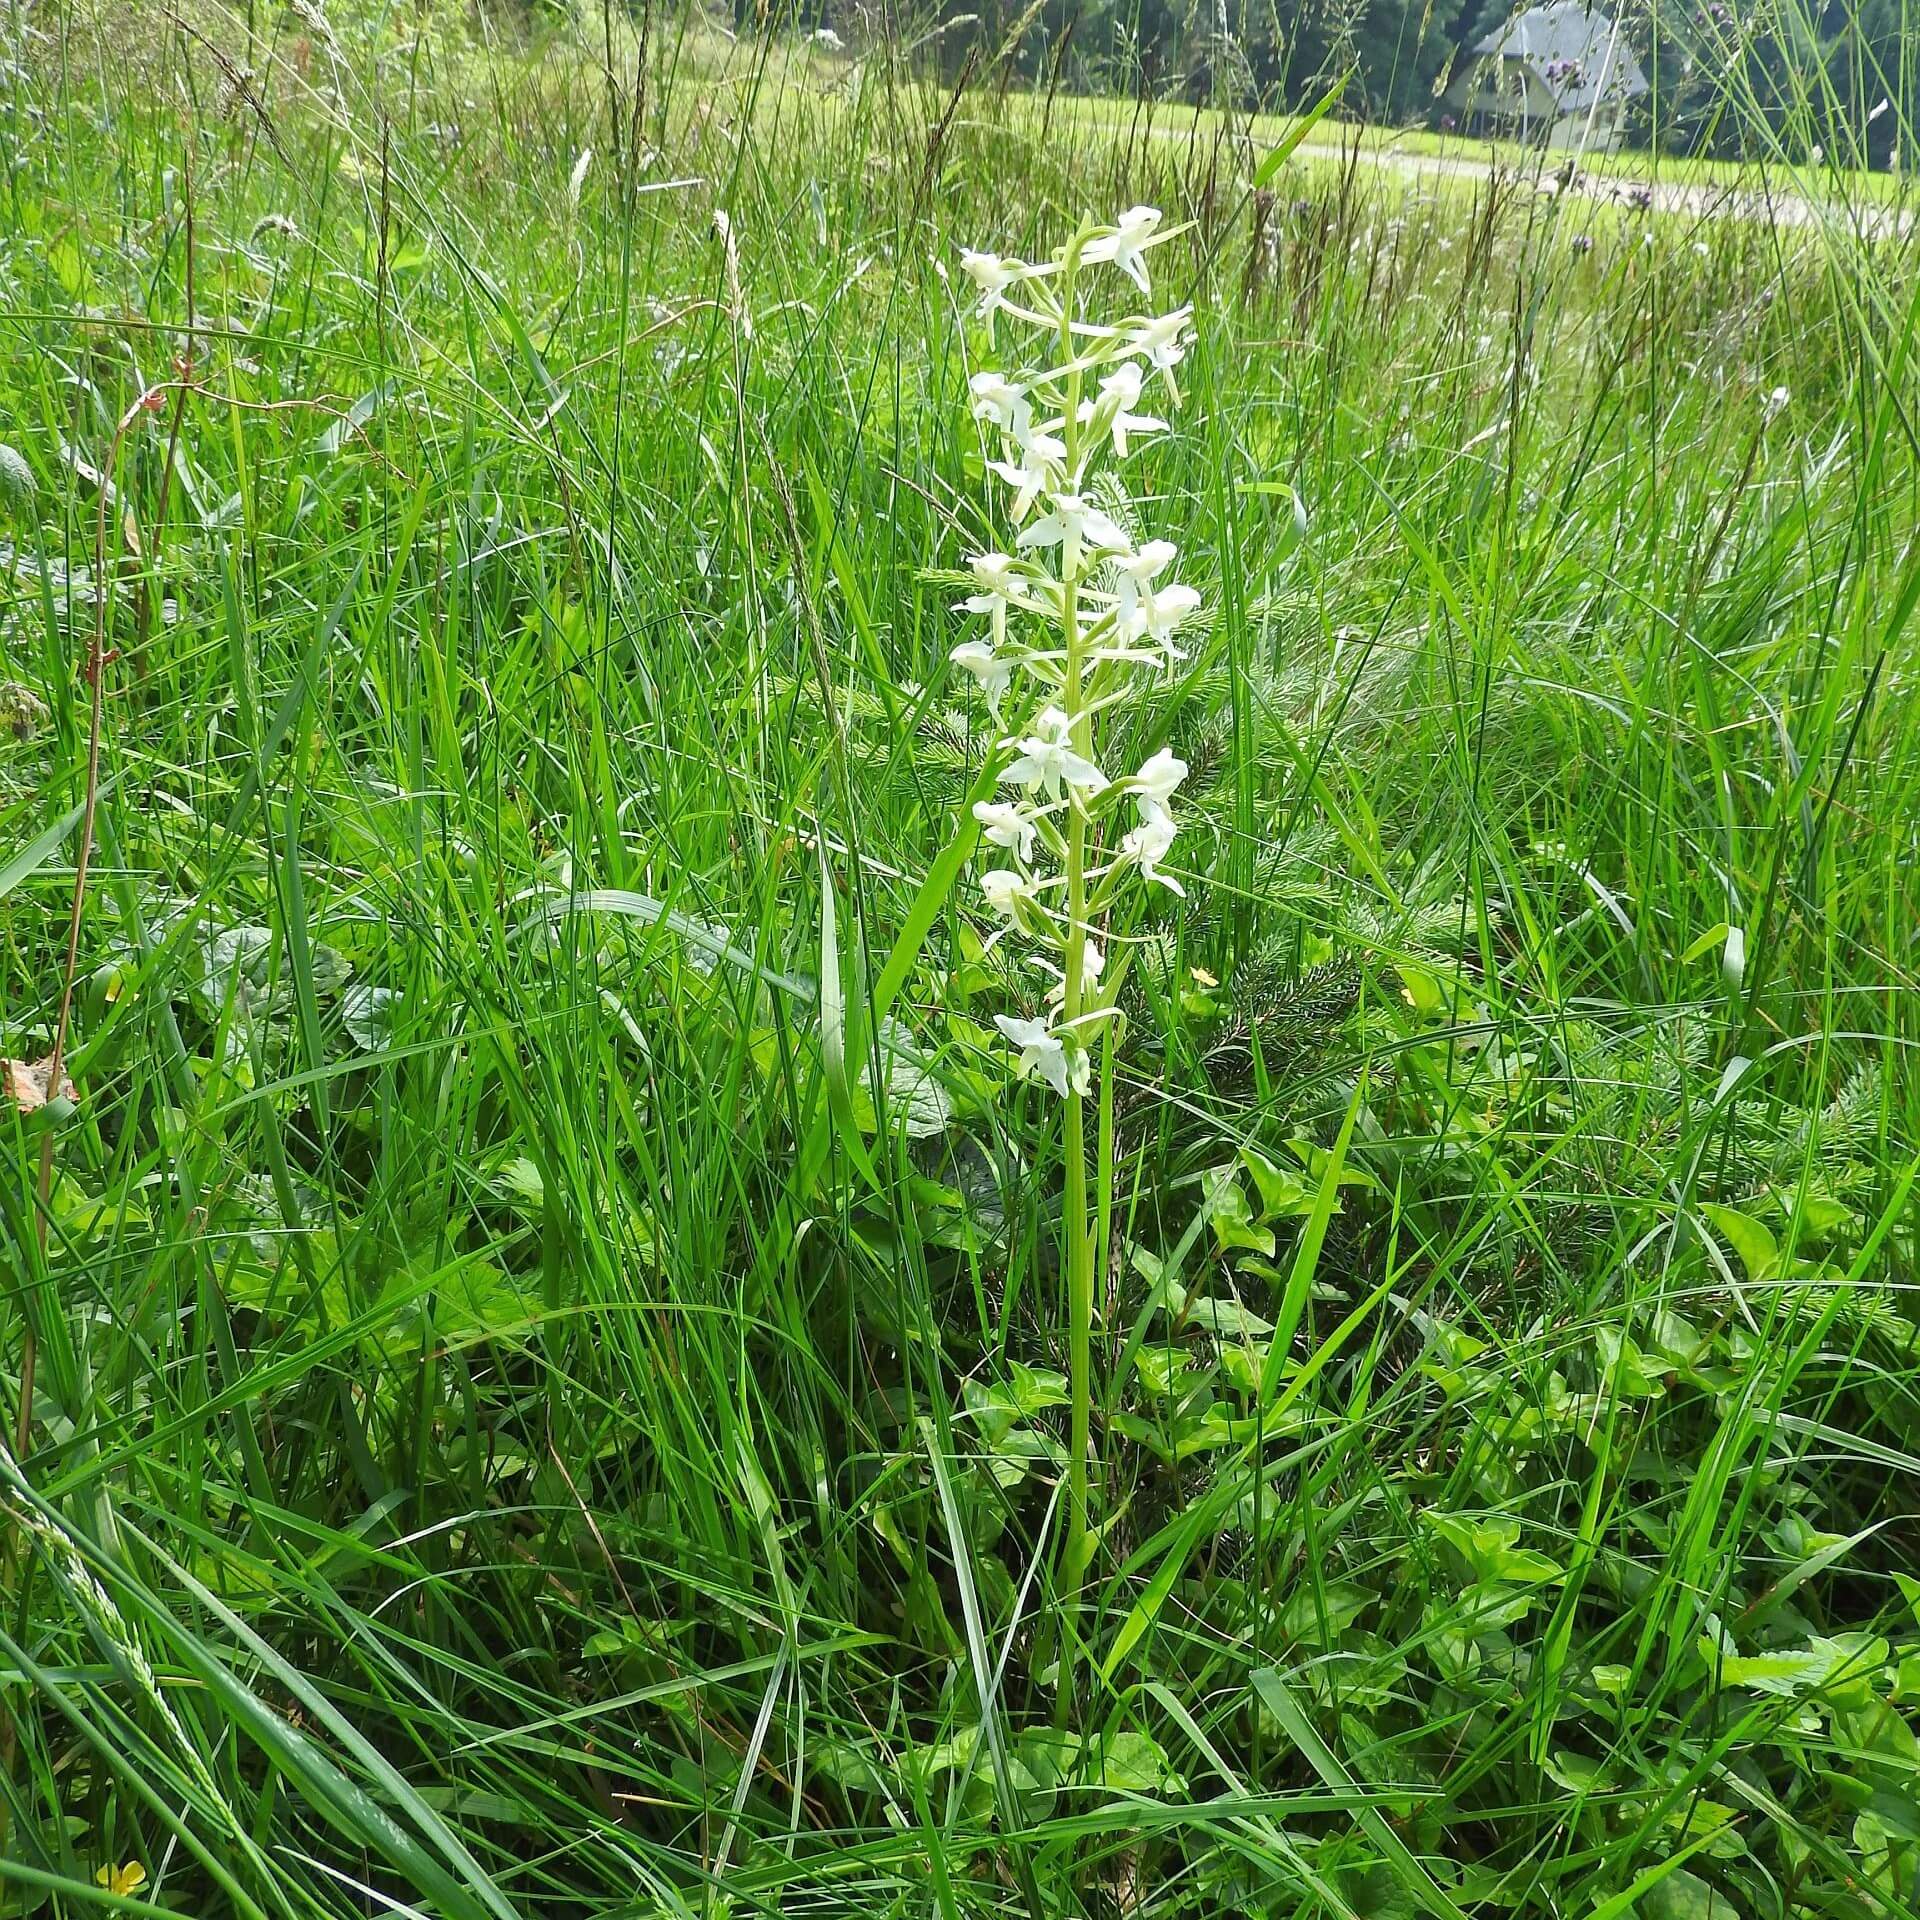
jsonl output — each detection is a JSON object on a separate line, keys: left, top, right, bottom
{"left": 1240, "top": 1144, "right": 1312, "bottom": 1220}
{"left": 1429, "top": 1513, "right": 1565, "bottom": 1587}
{"left": 1204, "top": 1169, "right": 1275, "bottom": 1256}
{"left": 1087, "top": 1729, "right": 1184, "bottom": 1796}
{"left": 1276, "top": 1581, "right": 1375, "bottom": 1646}
{"left": 1635, "top": 1867, "right": 1740, "bottom": 1920}
{"left": 1700, "top": 1204, "right": 1781, "bottom": 1283}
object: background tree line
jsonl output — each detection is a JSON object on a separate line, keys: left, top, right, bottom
{"left": 890, "top": 0, "right": 1916, "bottom": 165}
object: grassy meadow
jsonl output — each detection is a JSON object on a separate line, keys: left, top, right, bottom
{"left": 2, "top": 5, "right": 1919, "bottom": 1917}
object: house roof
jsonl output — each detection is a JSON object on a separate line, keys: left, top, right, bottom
{"left": 1473, "top": 3, "right": 1650, "bottom": 110}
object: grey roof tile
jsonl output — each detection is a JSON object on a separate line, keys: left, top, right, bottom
{"left": 1472, "top": 3, "right": 1650, "bottom": 108}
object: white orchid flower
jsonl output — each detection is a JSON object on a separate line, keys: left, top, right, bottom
{"left": 1026, "top": 410, "right": 1095, "bottom": 486}
{"left": 994, "top": 1013, "right": 1089, "bottom": 1098}
{"left": 1121, "top": 797, "right": 1184, "bottom": 895}
{"left": 953, "top": 584, "right": 1008, "bottom": 635}
{"left": 970, "top": 551, "right": 1026, "bottom": 595}
{"left": 1044, "top": 939, "right": 1105, "bottom": 1008}
{"left": 973, "top": 799, "right": 1040, "bottom": 863}
{"left": 955, "top": 549, "right": 1024, "bottom": 647}
{"left": 1113, "top": 542, "right": 1200, "bottom": 661}
{"left": 1004, "top": 704, "right": 1105, "bottom": 798}
{"left": 1135, "top": 581, "right": 1201, "bottom": 659}
{"left": 1128, "top": 307, "right": 1193, "bottom": 397}
{"left": 950, "top": 638, "right": 1013, "bottom": 711}
{"left": 1112, "top": 538, "right": 1176, "bottom": 593}
{"left": 988, "top": 444, "right": 1064, "bottom": 521}
{"left": 980, "top": 867, "right": 1039, "bottom": 920}
{"left": 970, "top": 371, "right": 1030, "bottom": 439}
{"left": 1011, "top": 417, "right": 1070, "bottom": 468}
{"left": 959, "top": 249, "right": 1025, "bottom": 328}
{"left": 1016, "top": 492, "right": 1128, "bottom": 566}
{"left": 1097, "top": 360, "right": 1167, "bottom": 457}
{"left": 1084, "top": 205, "right": 1163, "bottom": 293}
{"left": 1131, "top": 747, "right": 1188, "bottom": 807}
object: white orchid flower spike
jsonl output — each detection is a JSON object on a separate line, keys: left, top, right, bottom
{"left": 945, "top": 216, "right": 1207, "bottom": 1111}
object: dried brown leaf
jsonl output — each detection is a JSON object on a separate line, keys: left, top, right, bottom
{"left": 2, "top": 1056, "right": 76, "bottom": 1113}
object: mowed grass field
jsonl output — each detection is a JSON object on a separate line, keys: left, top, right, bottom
{"left": 1042, "top": 87, "right": 1919, "bottom": 210}
{"left": 1, "top": 5, "right": 1918, "bottom": 1918}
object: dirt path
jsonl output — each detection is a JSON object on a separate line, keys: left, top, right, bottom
{"left": 1116, "top": 109, "right": 1912, "bottom": 236}
{"left": 1283, "top": 137, "right": 1913, "bottom": 237}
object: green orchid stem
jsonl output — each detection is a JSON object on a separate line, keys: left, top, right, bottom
{"left": 1055, "top": 231, "right": 1097, "bottom": 1724}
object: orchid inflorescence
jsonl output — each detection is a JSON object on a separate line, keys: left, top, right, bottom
{"left": 949, "top": 207, "right": 1200, "bottom": 1101}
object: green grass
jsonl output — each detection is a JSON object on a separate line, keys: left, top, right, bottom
{"left": 1, "top": 5, "right": 1918, "bottom": 1919}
